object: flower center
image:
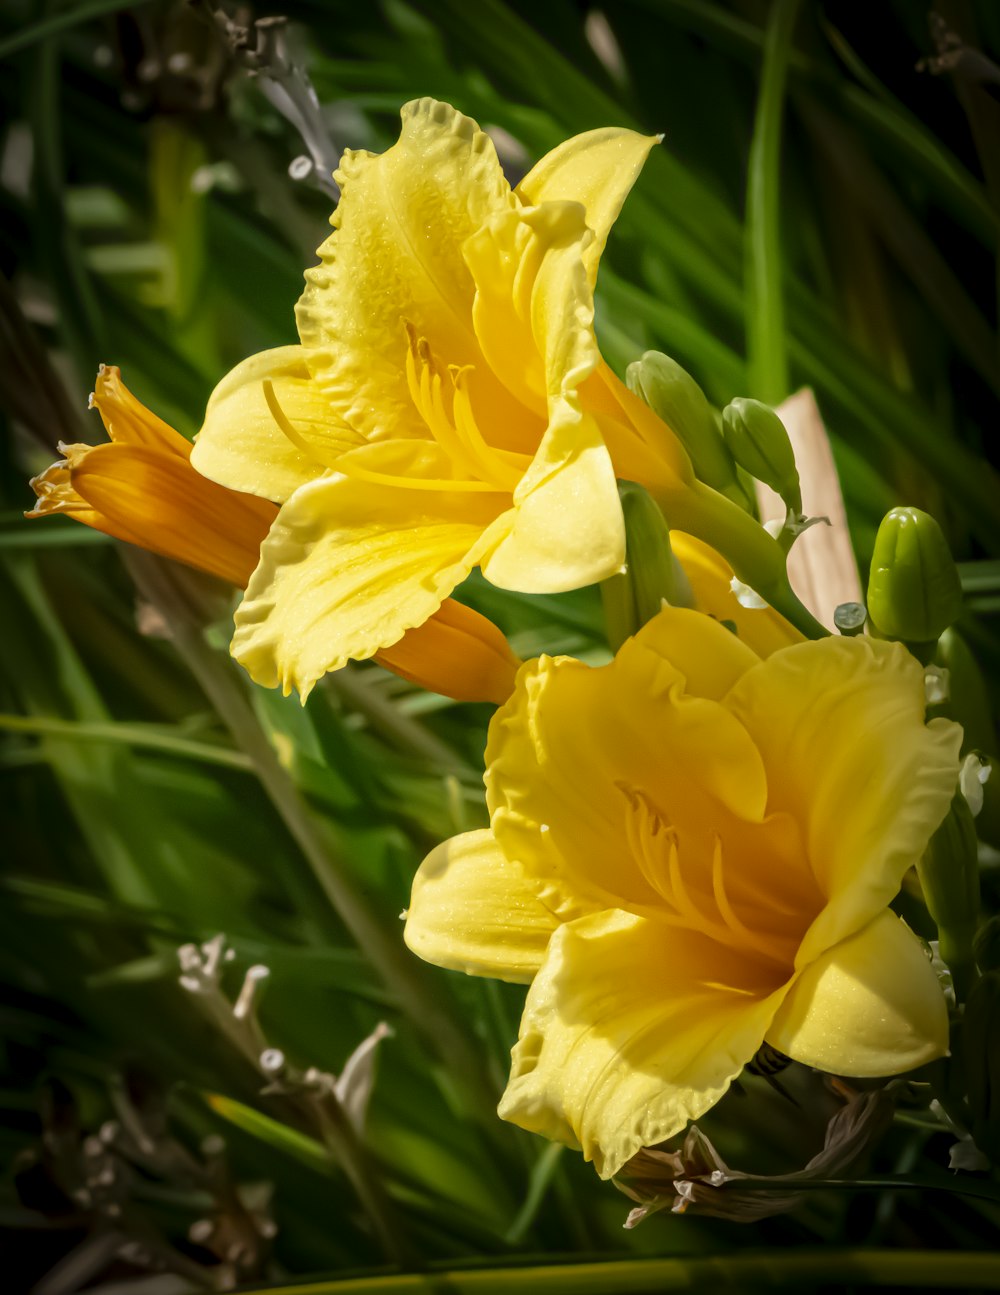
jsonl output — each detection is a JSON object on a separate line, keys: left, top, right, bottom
{"left": 619, "top": 783, "right": 808, "bottom": 972}
{"left": 404, "top": 325, "right": 530, "bottom": 492}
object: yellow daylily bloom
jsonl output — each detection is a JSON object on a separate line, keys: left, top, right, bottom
{"left": 192, "top": 98, "right": 722, "bottom": 701}
{"left": 404, "top": 608, "right": 962, "bottom": 1178}
{"left": 27, "top": 366, "right": 520, "bottom": 705}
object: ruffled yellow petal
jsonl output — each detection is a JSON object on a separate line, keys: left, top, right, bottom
{"left": 64, "top": 442, "right": 273, "bottom": 587}
{"left": 193, "top": 346, "right": 356, "bottom": 504}
{"left": 296, "top": 98, "right": 524, "bottom": 443}
{"left": 672, "top": 532, "right": 805, "bottom": 658}
{"left": 498, "top": 909, "right": 785, "bottom": 1178}
{"left": 232, "top": 475, "right": 507, "bottom": 699}
{"left": 621, "top": 604, "right": 761, "bottom": 701}
{"left": 466, "top": 203, "right": 624, "bottom": 591}
{"left": 404, "top": 829, "right": 565, "bottom": 983}
{"left": 486, "top": 645, "right": 768, "bottom": 917}
{"left": 515, "top": 126, "right": 660, "bottom": 286}
{"left": 375, "top": 599, "right": 521, "bottom": 705}
{"left": 767, "top": 910, "right": 948, "bottom": 1074}
{"left": 723, "top": 637, "right": 963, "bottom": 965}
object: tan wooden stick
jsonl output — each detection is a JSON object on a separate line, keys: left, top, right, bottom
{"left": 755, "top": 388, "right": 863, "bottom": 630}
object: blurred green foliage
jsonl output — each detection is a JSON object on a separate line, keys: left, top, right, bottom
{"left": 1, "top": 0, "right": 999, "bottom": 1290}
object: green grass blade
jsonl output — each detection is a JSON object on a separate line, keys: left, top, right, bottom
{"left": 745, "top": 0, "right": 801, "bottom": 403}
{"left": 0, "top": 713, "right": 253, "bottom": 771}
{"left": 0, "top": 0, "right": 156, "bottom": 61}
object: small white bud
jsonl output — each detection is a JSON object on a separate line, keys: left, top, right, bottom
{"left": 233, "top": 964, "right": 270, "bottom": 1020}
{"left": 959, "top": 752, "right": 991, "bottom": 817}
{"left": 729, "top": 578, "right": 769, "bottom": 611}
{"left": 924, "top": 665, "right": 950, "bottom": 705}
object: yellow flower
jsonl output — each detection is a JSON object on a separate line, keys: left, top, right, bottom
{"left": 404, "top": 608, "right": 962, "bottom": 1178}
{"left": 191, "top": 98, "right": 694, "bottom": 700}
{"left": 27, "top": 366, "right": 520, "bottom": 705}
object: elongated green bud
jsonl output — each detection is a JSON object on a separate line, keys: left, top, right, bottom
{"left": 961, "top": 970, "right": 1000, "bottom": 1159}
{"left": 866, "top": 507, "right": 962, "bottom": 648}
{"left": 601, "top": 481, "right": 693, "bottom": 652}
{"left": 626, "top": 352, "right": 748, "bottom": 508}
{"left": 974, "top": 917, "right": 1000, "bottom": 974}
{"left": 918, "top": 789, "right": 980, "bottom": 1001}
{"left": 721, "top": 397, "right": 802, "bottom": 517}
{"left": 933, "top": 629, "right": 996, "bottom": 756}
{"left": 975, "top": 756, "right": 1000, "bottom": 851}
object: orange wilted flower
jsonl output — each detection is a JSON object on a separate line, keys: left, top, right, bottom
{"left": 27, "top": 366, "right": 520, "bottom": 704}
{"left": 28, "top": 365, "right": 275, "bottom": 587}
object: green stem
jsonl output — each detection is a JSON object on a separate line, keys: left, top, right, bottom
{"left": 239, "top": 1248, "right": 1000, "bottom": 1293}
{"left": 312, "top": 1086, "right": 412, "bottom": 1268}
{"left": 327, "top": 665, "right": 470, "bottom": 773}
{"left": 0, "top": 713, "right": 252, "bottom": 772}
{"left": 665, "top": 480, "right": 828, "bottom": 639}
{"left": 126, "top": 553, "right": 498, "bottom": 1123}
{"left": 733, "top": 1172, "right": 1000, "bottom": 1205}
{"left": 745, "top": 0, "right": 801, "bottom": 403}
{"left": 504, "top": 1142, "right": 564, "bottom": 1245}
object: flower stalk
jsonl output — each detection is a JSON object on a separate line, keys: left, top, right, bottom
{"left": 663, "top": 479, "right": 828, "bottom": 639}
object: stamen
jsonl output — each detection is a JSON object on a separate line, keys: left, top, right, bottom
{"left": 452, "top": 370, "right": 528, "bottom": 491}
{"left": 619, "top": 784, "right": 793, "bottom": 963}
{"left": 404, "top": 323, "right": 525, "bottom": 492}
{"left": 710, "top": 836, "right": 787, "bottom": 961}
{"left": 405, "top": 327, "right": 484, "bottom": 481}
{"left": 262, "top": 379, "right": 343, "bottom": 471}
{"left": 619, "top": 784, "right": 672, "bottom": 900}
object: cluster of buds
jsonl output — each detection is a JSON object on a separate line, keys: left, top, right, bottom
{"left": 13, "top": 1071, "right": 275, "bottom": 1291}
{"left": 177, "top": 936, "right": 401, "bottom": 1262}
{"left": 176, "top": 935, "right": 391, "bottom": 1132}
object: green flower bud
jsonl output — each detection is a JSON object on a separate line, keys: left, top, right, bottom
{"left": 976, "top": 756, "right": 1000, "bottom": 851}
{"left": 917, "top": 789, "right": 980, "bottom": 1001}
{"left": 626, "top": 352, "right": 748, "bottom": 508}
{"left": 601, "top": 481, "right": 693, "bottom": 652}
{"left": 866, "top": 507, "right": 962, "bottom": 647}
{"left": 933, "top": 629, "right": 996, "bottom": 756}
{"left": 974, "top": 917, "right": 1000, "bottom": 974}
{"left": 961, "top": 970, "right": 1000, "bottom": 1159}
{"left": 721, "top": 397, "right": 802, "bottom": 517}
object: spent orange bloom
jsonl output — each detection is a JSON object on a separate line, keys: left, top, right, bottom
{"left": 27, "top": 366, "right": 520, "bottom": 704}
